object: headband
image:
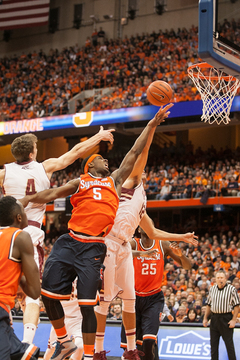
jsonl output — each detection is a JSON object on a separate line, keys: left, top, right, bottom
{"left": 84, "top": 154, "right": 101, "bottom": 174}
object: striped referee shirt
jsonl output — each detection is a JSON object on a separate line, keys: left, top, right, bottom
{"left": 206, "top": 283, "right": 240, "bottom": 314}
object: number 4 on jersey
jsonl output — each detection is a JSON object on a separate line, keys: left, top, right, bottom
{"left": 26, "top": 179, "right": 36, "bottom": 195}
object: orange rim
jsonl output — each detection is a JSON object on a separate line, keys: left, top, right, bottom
{"left": 187, "top": 62, "right": 237, "bottom": 81}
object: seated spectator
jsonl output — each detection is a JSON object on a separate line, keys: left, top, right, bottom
{"left": 110, "top": 303, "right": 122, "bottom": 320}
{"left": 183, "top": 308, "right": 202, "bottom": 323}
{"left": 156, "top": 179, "right": 172, "bottom": 200}
{"left": 146, "top": 175, "right": 159, "bottom": 199}
{"left": 11, "top": 299, "right": 23, "bottom": 317}
{"left": 175, "top": 305, "right": 187, "bottom": 323}
{"left": 227, "top": 176, "right": 238, "bottom": 196}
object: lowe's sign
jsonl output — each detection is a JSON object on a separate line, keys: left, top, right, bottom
{"left": 158, "top": 326, "right": 240, "bottom": 360}
{"left": 159, "top": 330, "right": 210, "bottom": 359}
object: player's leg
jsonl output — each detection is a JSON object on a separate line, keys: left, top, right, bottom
{"left": 22, "top": 227, "right": 44, "bottom": 344}
{"left": 115, "top": 243, "right": 138, "bottom": 356}
{"left": 95, "top": 240, "right": 118, "bottom": 356}
{"left": 76, "top": 241, "right": 107, "bottom": 360}
{"left": 41, "top": 234, "right": 78, "bottom": 359}
{"left": 141, "top": 292, "right": 164, "bottom": 360}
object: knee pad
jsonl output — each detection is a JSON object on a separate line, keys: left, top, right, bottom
{"left": 95, "top": 301, "right": 110, "bottom": 316}
{"left": 25, "top": 296, "right": 40, "bottom": 307}
{"left": 122, "top": 299, "right": 135, "bottom": 314}
{"left": 80, "top": 306, "right": 97, "bottom": 333}
{"left": 42, "top": 296, "right": 64, "bottom": 321}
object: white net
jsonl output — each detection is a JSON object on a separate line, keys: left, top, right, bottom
{"left": 188, "top": 62, "right": 240, "bottom": 125}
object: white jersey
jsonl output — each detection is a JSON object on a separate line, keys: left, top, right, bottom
{"left": 3, "top": 161, "right": 50, "bottom": 225}
{"left": 108, "top": 182, "right": 146, "bottom": 243}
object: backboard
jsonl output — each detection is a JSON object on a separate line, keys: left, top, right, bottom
{"left": 198, "top": 0, "right": 240, "bottom": 78}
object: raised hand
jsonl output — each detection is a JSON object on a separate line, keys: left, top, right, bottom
{"left": 98, "top": 126, "right": 115, "bottom": 144}
{"left": 149, "top": 103, "right": 174, "bottom": 127}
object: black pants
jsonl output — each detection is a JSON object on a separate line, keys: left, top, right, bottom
{"left": 0, "top": 307, "right": 29, "bottom": 360}
{"left": 210, "top": 312, "right": 237, "bottom": 360}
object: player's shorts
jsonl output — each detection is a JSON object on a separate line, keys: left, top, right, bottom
{"left": 103, "top": 237, "right": 135, "bottom": 301}
{"left": 0, "top": 306, "right": 30, "bottom": 360}
{"left": 41, "top": 233, "right": 106, "bottom": 306}
{"left": 24, "top": 225, "right": 45, "bottom": 247}
{"left": 48, "top": 299, "right": 83, "bottom": 347}
{"left": 121, "top": 291, "right": 164, "bottom": 348}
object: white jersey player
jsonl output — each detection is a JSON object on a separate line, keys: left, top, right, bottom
{"left": 0, "top": 127, "right": 115, "bottom": 345}
{"left": 44, "top": 281, "right": 83, "bottom": 360}
{"left": 94, "top": 104, "right": 198, "bottom": 360}
{"left": 103, "top": 182, "right": 146, "bottom": 303}
{"left": 3, "top": 161, "right": 49, "bottom": 268}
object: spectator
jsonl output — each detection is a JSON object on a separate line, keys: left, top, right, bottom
{"left": 175, "top": 305, "right": 187, "bottom": 323}
{"left": 11, "top": 299, "right": 23, "bottom": 317}
{"left": 183, "top": 308, "right": 201, "bottom": 323}
{"left": 156, "top": 179, "right": 172, "bottom": 200}
{"left": 110, "top": 303, "right": 122, "bottom": 321}
{"left": 146, "top": 175, "right": 159, "bottom": 199}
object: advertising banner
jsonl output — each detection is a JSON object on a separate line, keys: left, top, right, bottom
{"left": 12, "top": 321, "right": 240, "bottom": 358}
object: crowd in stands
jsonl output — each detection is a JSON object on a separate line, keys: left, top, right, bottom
{"left": 1, "top": 18, "right": 240, "bottom": 121}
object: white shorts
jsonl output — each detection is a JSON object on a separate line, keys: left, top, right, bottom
{"left": 103, "top": 237, "right": 135, "bottom": 301}
{"left": 24, "top": 225, "right": 45, "bottom": 271}
{"left": 48, "top": 300, "right": 83, "bottom": 347}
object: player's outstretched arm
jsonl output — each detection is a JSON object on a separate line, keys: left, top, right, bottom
{"left": 43, "top": 126, "right": 115, "bottom": 178}
{"left": 19, "top": 179, "right": 79, "bottom": 207}
{"left": 13, "top": 231, "right": 41, "bottom": 300}
{"left": 139, "top": 213, "right": 198, "bottom": 246}
{"left": 112, "top": 105, "right": 173, "bottom": 194}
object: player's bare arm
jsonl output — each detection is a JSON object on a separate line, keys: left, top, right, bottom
{"left": 123, "top": 104, "right": 173, "bottom": 189}
{"left": 139, "top": 212, "right": 198, "bottom": 246}
{"left": 111, "top": 104, "right": 173, "bottom": 195}
{"left": 13, "top": 231, "right": 41, "bottom": 300}
{"left": 19, "top": 179, "right": 80, "bottom": 207}
{"left": 43, "top": 126, "right": 115, "bottom": 178}
{"left": 0, "top": 168, "right": 5, "bottom": 187}
{"left": 162, "top": 241, "right": 191, "bottom": 270}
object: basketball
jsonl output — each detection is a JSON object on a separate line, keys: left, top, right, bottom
{"left": 147, "top": 80, "right": 173, "bottom": 106}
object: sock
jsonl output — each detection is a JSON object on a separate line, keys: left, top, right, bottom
{"left": 22, "top": 323, "right": 37, "bottom": 344}
{"left": 84, "top": 344, "right": 94, "bottom": 360}
{"left": 125, "top": 328, "right": 136, "bottom": 351}
{"left": 55, "top": 326, "right": 70, "bottom": 343}
{"left": 95, "top": 332, "right": 105, "bottom": 353}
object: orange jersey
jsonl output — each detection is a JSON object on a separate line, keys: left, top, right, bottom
{"left": 68, "top": 173, "right": 119, "bottom": 238}
{"left": 0, "top": 227, "right": 22, "bottom": 311}
{"left": 133, "top": 238, "right": 164, "bottom": 296}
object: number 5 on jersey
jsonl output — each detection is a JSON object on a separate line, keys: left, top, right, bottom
{"left": 93, "top": 187, "right": 102, "bottom": 200}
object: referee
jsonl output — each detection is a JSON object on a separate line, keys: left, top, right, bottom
{"left": 203, "top": 270, "right": 239, "bottom": 360}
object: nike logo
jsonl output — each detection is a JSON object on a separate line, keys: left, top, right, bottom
{"left": 95, "top": 258, "right": 100, "bottom": 260}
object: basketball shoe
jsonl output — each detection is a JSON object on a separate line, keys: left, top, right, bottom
{"left": 121, "top": 349, "right": 144, "bottom": 360}
{"left": 50, "top": 339, "right": 77, "bottom": 359}
{"left": 93, "top": 350, "right": 110, "bottom": 359}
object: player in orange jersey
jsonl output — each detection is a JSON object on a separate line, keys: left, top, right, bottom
{"left": 121, "top": 224, "right": 191, "bottom": 360}
{"left": 20, "top": 105, "right": 172, "bottom": 360}
{"left": 0, "top": 196, "right": 41, "bottom": 360}
{"left": 0, "top": 126, "right": 114, "bottom": 345}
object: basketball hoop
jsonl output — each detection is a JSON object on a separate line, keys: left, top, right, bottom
{"left": 187, "top": 62, "right": 240, "bottom": 125}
